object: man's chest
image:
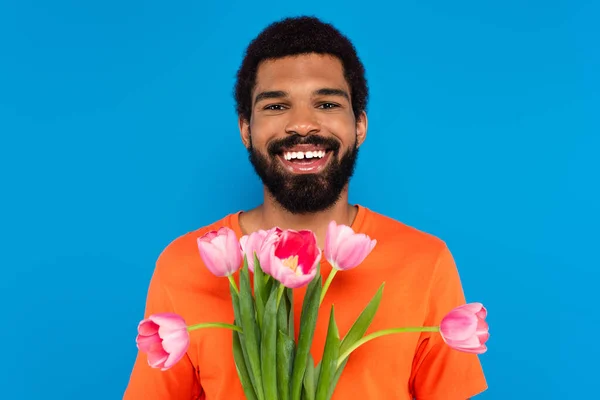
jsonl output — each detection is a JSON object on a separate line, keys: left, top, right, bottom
{"left": 182, "top": 268, "right": 428, "bottom": 399}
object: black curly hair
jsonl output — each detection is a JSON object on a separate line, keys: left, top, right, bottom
{"left": 234, "top": 16, "right": 369, "bottom": 123}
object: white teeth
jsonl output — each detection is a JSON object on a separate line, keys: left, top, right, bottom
{"left": 284, "top": 150, "right": 326, "bottom": 160}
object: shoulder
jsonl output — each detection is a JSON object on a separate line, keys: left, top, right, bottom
{"left": 360, "top": 206, "right": 448, "bottom": 264}
{"left": 152, "top": 212, "right": 240, "bottom": 286}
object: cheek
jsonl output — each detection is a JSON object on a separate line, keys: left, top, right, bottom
{"left": 250, "top": 118, "right": 285, "bottom": 145}
{"left": 321, "top": 118, "right": 356, "bottom": 144}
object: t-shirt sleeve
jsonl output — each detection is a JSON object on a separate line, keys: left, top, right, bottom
{"left": 409, "top": 245, "right": 488, "bottom": 400}
{"left": 123, "top": 263, "right": 202, "bottom": 400}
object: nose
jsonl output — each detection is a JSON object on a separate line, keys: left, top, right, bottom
{"left": 284, "top": 106, "right": 321, "bottom": 136}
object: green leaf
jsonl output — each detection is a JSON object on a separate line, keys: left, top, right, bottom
{"left": 260, "top": 284, "right": 279, "bottom": 400}
{"left": 326, "top": 359, "right": 347, "bottom": 400}
{"left": 302, "top": 353, "right": 316, "bottom": 400}
{"left": 322, "top": 283, "right": 384, "bottom": 400}
{"left": 290, "top": 267, "right": 322, "bottom": 400}
{"left": 262, "top": 266, "right": 274, "bottom": 299}
{"left": 277, "top": 286, "right": 290, "bottom": 337}
{"left": 277, "top": 329, "right": 296, "bottom": 400}
{"left": 230, "top": 283, "right": 259, "bottom": 396}
{"left": 315, "top": 306, "right": 340, "bottom": 400}
{"left": 339, "top": 282, "right": 385, "bottom": 355}
{"left": 253, "top": 253, "right": 266, "bottom": 330}
{"left": 232, "top": 323, "right": 258, "bottom": 400}
{"left": 286, "top": 288, "right": 295, "bottom": 336}
{"left": 239, "top": 257, "right": 265, "bottom": 400}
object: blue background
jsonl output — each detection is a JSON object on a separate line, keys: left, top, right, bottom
{"left": 1, "top": 0, "right": 597, "bottom": 398}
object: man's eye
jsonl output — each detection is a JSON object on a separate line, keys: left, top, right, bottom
{"left": 319, "top": 103, "right": 339, "bottom": 109}
{"left": 265, "top": 104, "right": 285, "bottom": 110}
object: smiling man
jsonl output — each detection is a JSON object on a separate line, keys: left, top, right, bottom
{"left": 239, "top": 51, "right": 365, "bottom": 235}
{"left": 123, "top": 16, "right": 487, "bottom": 400}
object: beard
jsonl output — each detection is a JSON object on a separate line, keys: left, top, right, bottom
{"left": 247, "top": 131, "right": 359, "bottom": 215}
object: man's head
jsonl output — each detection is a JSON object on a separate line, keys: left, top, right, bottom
{"left": 234, "top": 16, "right": 369, "bottom": 214}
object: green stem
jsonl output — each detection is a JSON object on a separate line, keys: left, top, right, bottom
{"left": 336, "top": 326, "right": 439, "bottom": 368}
{"left": 187, "top": 322, "right": 243, "bottom": 333}
{"left": 228, "top": 275, "right": 239, "bottom": 295}
{"left": 276, "top": 283, "right": 286, "bottom": 307}
{"left": 319, "top": 269, "right": 338, "bottom": 305}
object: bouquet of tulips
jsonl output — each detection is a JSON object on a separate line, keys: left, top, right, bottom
{"left": 136, "top": 221, "right": 489, "bottom": 400}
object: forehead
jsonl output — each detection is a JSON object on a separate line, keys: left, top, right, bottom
{"left": 253, "top": 53, "right": 349, "bottom": 96}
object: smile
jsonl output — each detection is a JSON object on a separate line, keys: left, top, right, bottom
{"left": 276, "top": 145, "right": 333, "bottom": 174}
{"left": 283, "top": 150, "right": 326, "bottom": 160}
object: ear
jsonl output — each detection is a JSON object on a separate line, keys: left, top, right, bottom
{"left": 239, "top": 115, "right": 251, "bottom": 149}
{"left": 356, "top": 111, "right": 368, "bottom": 147}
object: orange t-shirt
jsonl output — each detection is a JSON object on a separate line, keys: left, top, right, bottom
{"left": 123, "top": 205, "right": 487, "bottom": 399}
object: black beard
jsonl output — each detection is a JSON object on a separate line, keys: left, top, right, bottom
{"left": 247, "top": 132, "right": 359, "bottom": 214}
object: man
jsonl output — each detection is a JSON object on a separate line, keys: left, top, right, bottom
{"left": 123, "top": 16, "right": 487, "bottom": 400}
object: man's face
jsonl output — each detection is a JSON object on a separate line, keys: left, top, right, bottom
{"left": 239, "top": 53, "right": 367, "bottom": 214}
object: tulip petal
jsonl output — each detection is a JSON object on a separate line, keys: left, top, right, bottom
{"left": 279, "top": 268, "right": 317, "bottom": 289}
{"left": 268, "top": 257, "right": 288, "bottom": 284}
{"left": 334, "top": 224, "right": 356, "bottom": 248}
{"left": 136, "top": 332, "right": 161, "bottom": 352}
{"left": 453, "top": 343, "right": 487, "bottom": 354}
{"left": 478, "top": 331, "right": 490, "bottom": 343}
{"left": 138, "top": 319, "right": 159, "bottom": 336}
{"left": 224, "top": 229, "right": 242, "bottom": 271}
{"left": 275, "top": 230, "right": 305, "bottom": 259}
{"left": 158, "top": 325, "right": 188, "bottom": 343}
{"left": 324, "top": 221, "right": 337, "bottom": 262}
{"left": 258, "top": 228, "right": 282, "bottom": 275}
{"left": 476, "top": 306, "right": 487, "bottom": 320}
{"left": 163, "top": 349, "right": 188, "bottom": 370}
{"left": 457, "top": 302, "right": 484, "bottom": 315}
{"left": 476, "top": 318, "right": 489, "bottom": 335}
{"left": 239, "top": 235, "right": 249, "bottom": 250}
{"left": 451, "top": 333, "right": 488, "bottom": 353}
{"left": 455, "top": 333, "right": 482, "bottom": 348}
{"left": 148, "top": 354, "right": 168, "bottom": 369}
{"left": 297, "top": 230, "right": 320, "bottom": 274}
{"left": 440, "top": 309, "right": 477, "bottom": 341}
{"left": 161, "top": 331, "right": 190, "bottom": 368}
{"left": 269, "top": 255, "right": 317, "bottom": 289}
{"left": 240, "top": 231, "right": 268, "bottom": 273}
{"left": 200, "top": 230, "right": 219, "bottom": 241}
{"left": 324, "top": 221, "right": 345, "bottom": 258}
{"left": 239, "top": 235, "right": 253, "bottom": 271}
{"left": 146, "top": 342, "right": 169, "bottom": 368}
{"left": 324, "top": 221, "right": 375, "bottom": 271}
{"left": 326, "top": 223, "right": 347, "bottom": 263}
{"left": 335, "top": 235, "right": 375, "bottom": 270}
{"left": 210, "top": 234, "right": 229, "bottom": 255}
{"left": 149, "top": 313, "right": 187, "bottom": 331}
{"left": 198, "top": 240, "right": 228, "bottom": 276}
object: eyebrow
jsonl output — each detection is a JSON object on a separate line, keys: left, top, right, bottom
{"left": 253, "top": 87, "right": 350, "bottom": 104}
{"left": 314, "top": 88, "right": 350, "bottom": 101}
{"left": 254, "top": 90, "right": 287, "bottom": 104}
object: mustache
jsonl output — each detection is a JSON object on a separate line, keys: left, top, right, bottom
{"left": 267, "top": 135, "right": 341, "bottom": 156}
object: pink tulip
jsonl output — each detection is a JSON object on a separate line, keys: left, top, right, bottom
{"left": 439, "top": 302, "right": 489, "bottom": 354}
{"left": 255, "top": 227, "right": 283, "bottom": 271}
{"left": 197, "top": 227, "right": 242, "bottom": 277}
{"left": 324, "top": 220, "right": 376, "bottom": 271}
{"left": 136, "top": 312, "right": 190, "bottom": 371}
{"left": 239, "top": 229, "right": 270, "bottom": 272}
{"left": 261, "top": 228, "right": 321, "bottom": 288}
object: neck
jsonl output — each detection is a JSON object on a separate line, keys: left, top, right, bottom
{"left": 240, "top": 186, "right": 358, "bottom": 249}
